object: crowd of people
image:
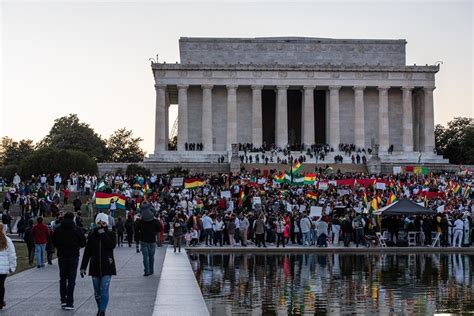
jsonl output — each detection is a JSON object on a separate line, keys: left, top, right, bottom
{"left": 0, "top": 167, "right": 472, "bottom": 313}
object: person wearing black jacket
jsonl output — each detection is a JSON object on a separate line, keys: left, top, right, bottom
{"left": 80, "top": 213, "right": 116, "bottom": 316}
{"left": 52, "top": 212, "right": 86, "bottom": 310}
{"left": 135, "top": 202, "right": 161, "bottom": 276}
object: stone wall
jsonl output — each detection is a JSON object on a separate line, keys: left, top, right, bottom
{"left": 179, "top": 37, "right": 406, "bottom": 66}
{"left": 97, "top": 162, "right": 230, "bottom": 176}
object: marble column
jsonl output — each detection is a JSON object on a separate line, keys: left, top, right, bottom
{"left": 353, "top": 86, "right": 365, "bottom": 150}
{"left": 177, "top": 85, "right": 188, "bottom": 151}
{"left": 423, "top": 87, "right": 436, "bottom": 153}
{"left": 276, "top": 86, "right": 288, "bottom": 148}
{"left": 302, "top": 86, "right": 315, "bottom": 147}
{"left": 201, "top": 85, "right": 213, "bottom": 151}
{"left": 401, "top": 86, "right": 414, "bottom": 152}
{"left": 328, "top": 86, "right": 341, "bottom": 149}
{"left": 154, "top": 84, "right": 167, "bottom": 153}
{"left": 378, "top": 86, "right": 390, "bottom": 152}
{"left": 251, "top": 85, "right": 263, "bottom": 148}
{"left": 226, "top": 85, "right": 238, "bottom": 151}
{"left": 165, "top": 91, "right": 170, "bottom": 148}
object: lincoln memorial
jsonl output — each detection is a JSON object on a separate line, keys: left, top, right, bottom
{"left": 146, "top": 37, "right": 447, "bottom": 164}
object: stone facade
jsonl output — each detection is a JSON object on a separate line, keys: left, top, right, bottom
{"left": 179, "top": 37, "right": 406, "bottom": 66}
{"left": 147, "top": 37, "right": 447, "bottom": 164}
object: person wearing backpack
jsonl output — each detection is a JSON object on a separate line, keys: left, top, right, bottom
{"left": 352, "top": 214, "right": 366, "bottom": 247}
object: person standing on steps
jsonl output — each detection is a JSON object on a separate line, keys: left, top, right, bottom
{"left": 52, "top": 212, "right": 86, "bottom": 310}
{"left": 80, "top": 213, "right": 116, "bottom": 316}
{"left": 0, "top": 225, "right": 16, "bottom": 310}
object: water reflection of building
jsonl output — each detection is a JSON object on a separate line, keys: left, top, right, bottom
{"left": 189, "top": 253, "right": 474, "bottom": 315}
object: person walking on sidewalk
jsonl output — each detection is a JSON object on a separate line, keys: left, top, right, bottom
{"left": 80, "top": 213, "right": 116, "bottom": 316}
{"left": 172, "top": 216, "right": 184, "bottom": 253}
{"left": 52, "top": 212, "right": 86, "bottom": 310}
{"left": 135, "top": 202, "right": 161, "bottom": 276}
{"left": 31, "top": 217, "right": 49, "bottom": 268}
{"left": 0, "top": 225, "right": 16, "bottom": 310}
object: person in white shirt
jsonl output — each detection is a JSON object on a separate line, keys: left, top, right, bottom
{"left": 452, "top": 216, "right": 464, "bottom": 247}
{"left": 0, "top": 225, "right": 17, "bottom": 309}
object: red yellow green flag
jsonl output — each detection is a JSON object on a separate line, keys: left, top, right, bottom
{"left": 292, "top": 161, "right": 302, "bottom": 175}
{"left": 304, "top": 173, "right": 316, "bottom": 185}
{"left": 184, "top": 178, "right": 205, "bottom": 189}
{"left": 306, "top": 191, "right": 317, "bottom": 200}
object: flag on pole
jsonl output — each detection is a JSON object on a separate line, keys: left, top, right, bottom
{"left": 453, "top": 183, "right": 461, "bottom": 195}
{"left": 292, "top": 161, "right": 302, "bottom": 175}
{"left": 464, "top": 186, "right": 472, "bottom": 198}
{"left": 274, "top": 172, "right": 285, "bottom": 184}
{"left": 238, "top": 189, "right": 247, "bottom": 207}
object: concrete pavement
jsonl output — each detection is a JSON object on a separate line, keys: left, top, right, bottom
{"left": 3, "top": 245, "right": 166, "bottom": 316}
{"left": 153, "top": 247, "right": 209, "bottom": 316}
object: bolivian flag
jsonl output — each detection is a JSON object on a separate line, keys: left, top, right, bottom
{"left": 369, "top": 197, "right": 379, "bottom": 213}
{"left": 292, "top": 161, "right": 302, "bottom": 175}
{"left": 453, "top": 183, "right": 461, "bottom": 195}
{"left": 184, "top": 178, "right": 205, "bottom": 189}
{"left": 464, "top": 186, "right": 472, "bottom": 198}
{"left": 95, "top": 192, "right": 126, "bottom": 210}
{"left": 238, "top": 190, "right": 247, "bottom": 207}
{"left": 274, "top": 172, "right": 285, "bottom": 184}
{"left": 306, "top": 191, "right": 317, "bottom": 200}
{"left": 195, "top": 199, "right": 204, "bottom": 211}
{"left": 388, "top": 192, "right": 397, "bottom": 204}
{"left": 362, "top": 192, "right": 368, "bottom": 210}
{"left": 304, "top": 173, "right": 316, "bottom": 185}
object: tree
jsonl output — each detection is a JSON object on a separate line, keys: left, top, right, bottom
{"left": 39, "top": 114, "right": 108, "bottom": 161}
{"left": 0, "top": 137, "right": 35, "bottom": 166}
{"left": 107, "top": 128, "right": 145, "bottom": 162}
{"left": 19, "top": 148, "right": 97, "bottom": 178}
{"left": 435, "top": 117, "right": 474, "bottom": 165}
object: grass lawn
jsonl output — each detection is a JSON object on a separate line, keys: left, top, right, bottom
{"left": 13, "top": 241, "right": 32, "bottom": 274}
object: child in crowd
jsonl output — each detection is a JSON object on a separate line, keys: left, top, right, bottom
{"left": 184, "top": 230, "right": 192, "bottom": 247}
{"left": 190, "top": 228, "right": 199, "bottom": 246}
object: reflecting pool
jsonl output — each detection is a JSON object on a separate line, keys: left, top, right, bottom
{"left": 189, "top": 253, "right": 474, "bottom": 315}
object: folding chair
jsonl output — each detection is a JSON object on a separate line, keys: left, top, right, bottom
{"left": 431, "top": 232, "right": 441, "bottom": 247}
{"left": 376, "top": 232, "right": 388, "bottom": 248}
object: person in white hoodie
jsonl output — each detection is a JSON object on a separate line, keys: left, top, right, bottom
{"left": 0, "top": 225, "right": 16, "bottom": 310}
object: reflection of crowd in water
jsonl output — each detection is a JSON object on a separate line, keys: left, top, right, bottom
{"left": 190, "top": 253, "right": 474, "bottom": 315}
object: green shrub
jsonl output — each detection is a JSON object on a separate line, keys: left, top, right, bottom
{"left": 19, "top": 148, "right": 97, "bottom": 178}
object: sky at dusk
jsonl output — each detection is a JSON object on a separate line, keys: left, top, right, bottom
{"left": 1, "top": 0, "right": 472, "bottom": 154}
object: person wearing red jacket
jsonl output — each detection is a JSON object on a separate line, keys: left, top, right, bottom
{"left": 31, "top": 217, "right": 49, "bottom": 268}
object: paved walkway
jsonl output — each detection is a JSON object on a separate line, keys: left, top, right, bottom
{"left": 153, "top": 247, "right": 209, "bottom": 316}
{"left": 3, "top": 245, "right": 166, "bottom": 316}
